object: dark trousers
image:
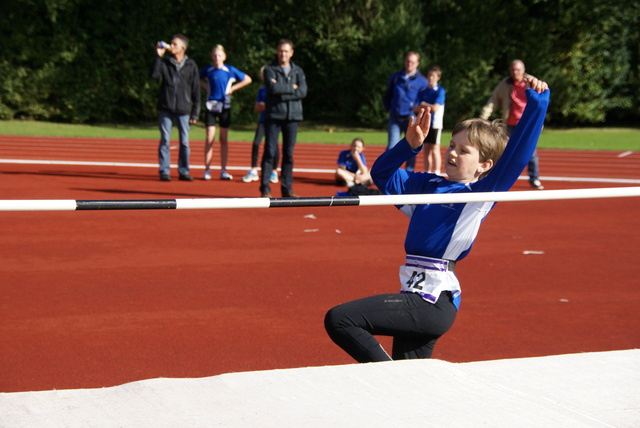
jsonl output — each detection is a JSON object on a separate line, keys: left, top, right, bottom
{"left": 324, "top": 292, "right": 457, "bottom": 362}
{"left": 250, "top": 122, "right": 280, "bottom": 169}
{"left": 261, "top": 119, "right": 297, "bottom": 195}
{"left": 251, "top": 122, "right": 265, "bottom": 168}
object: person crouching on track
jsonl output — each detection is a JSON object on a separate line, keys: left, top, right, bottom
{"left": 325, "top": 78, "right": 550, "bottom": 362}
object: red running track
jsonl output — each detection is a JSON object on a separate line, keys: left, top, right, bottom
{"left": 1, "top": 135, "right": 639, "bottom": 392}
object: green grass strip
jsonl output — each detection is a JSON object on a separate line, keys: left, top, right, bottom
{"left": 1, "top": 120, "right": 638, "bottom": 151}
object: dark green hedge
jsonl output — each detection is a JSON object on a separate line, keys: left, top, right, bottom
{"left": 1, "top": 0, "right": 638, "bottom": 127}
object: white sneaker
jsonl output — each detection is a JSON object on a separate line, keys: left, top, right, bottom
{"left": 203, "top": 170, "right": 211, "bottom": 181}
{"left": 530, "top": 179, "right": 544, "bottom": 190}
{"left": 220, "top": 170, "right": 233, "bottom": 181}
{"left": 242, "top": 170, "right": 259, "bottom": 183}
{"left": 270, "top": 171, "right": 279, "bottom": 183}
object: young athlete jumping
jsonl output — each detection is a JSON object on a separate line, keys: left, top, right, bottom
{"left": 325, "top": 77, "right": 550, "bottom": 362}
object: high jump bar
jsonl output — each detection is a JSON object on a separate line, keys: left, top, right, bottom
{"left": 0, "top": 186, "right": 639, "bottom": 212}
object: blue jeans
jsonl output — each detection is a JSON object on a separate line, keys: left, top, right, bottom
{"left": 158, "top": 110, "right": 191, "bottom": 176}
{"left": 387, "top": 114, "right": 415, "bottom": 171}
{"left": 261, "top": 119, "right": 297, "bottom": 195}
{"left": 507, "top": 124, "right": 539, "bottom": 182}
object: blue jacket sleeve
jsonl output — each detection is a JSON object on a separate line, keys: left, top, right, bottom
{"left": 371, "top": 139, "right": 422, "bottom": 195}
{"left": 476, "top": 88, "right": 550, "bottom": 192}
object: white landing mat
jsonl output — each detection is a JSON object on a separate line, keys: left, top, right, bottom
{"left": 1, "top": 349, "right": 638, "bottom": 427}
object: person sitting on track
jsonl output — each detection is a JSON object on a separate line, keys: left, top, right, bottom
{"left": 335, "top": 137, "right": 372, "bottom": 188}
{"left": 325, "top": 77, "right": 550, "bottom": 362}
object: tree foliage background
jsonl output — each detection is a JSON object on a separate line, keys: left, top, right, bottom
{"left": 1, "top": 0, "right": 638, "bottom": 128}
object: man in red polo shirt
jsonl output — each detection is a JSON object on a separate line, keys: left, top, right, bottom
{"left": 481, "top": 60, "right": 544, "bottom": 189}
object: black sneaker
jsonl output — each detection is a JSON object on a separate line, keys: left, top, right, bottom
{"left": 160, "top": 174, "right": 171, "bottom": 181}
{"left": 179, "top": 174, "right": 194, "bottom": 181}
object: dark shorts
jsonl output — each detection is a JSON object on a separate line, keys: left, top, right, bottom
{"left": 423, "top": 127, "right": 442, "bottom": 145}
{"left": 205, "top": 108, "right": 231, "bottom": 128}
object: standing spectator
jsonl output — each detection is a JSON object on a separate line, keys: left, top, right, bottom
{"left": 383, "top": 51, "right": 428, "bottom": 172}
{"left": 335, "top": 137, "right": 371, "bottom": 188}
{"left": 149, "top": 34, "right": 200, "bottom": 181}
{"left": 242, "top": 66, "right": 279, "bottom": 184}
{"left": 200, "top": 44, "right": 252, "bottom": 181}
{"left": 414, "top": 65, "right": 446, "bottom": 175}
{"left": 260, "top": 39, "right": 307, "bottom": 198}
{"left": 480, "top": 59, "right": 544, "bottom": 189}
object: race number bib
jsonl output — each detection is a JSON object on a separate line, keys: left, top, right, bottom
{"left": 206, "top": 100, "right": 223, "bottom": 113}
{"left": 399, "top": 264, "right": 460, "bottom": 304}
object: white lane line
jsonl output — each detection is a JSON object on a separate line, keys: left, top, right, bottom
{"left": 1, "top": 158, "right": 639, "bottom": 184}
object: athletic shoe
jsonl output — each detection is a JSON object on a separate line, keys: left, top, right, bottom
{"left": 530, "top": 179, "right": 544, "bottom": 190}
{"left": 270, "top": 171, "right": 279, "bottom": 183}
{"left": 179, "top": 174, "right": 194, "bottom": 181}
{"left": 203, "top": 170, "right": 212, "bottom": 181}
{"left": 242, "top": 170, "right": 259, "bottom": 183}
{"left": 220, "top": 170, "right": 233, "bottom": 180}
{"left": 160, "top": 174, "right": 171, "bottom": 181}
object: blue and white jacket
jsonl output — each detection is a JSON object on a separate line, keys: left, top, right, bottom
{"left": 372, "top": 88, "right": 550, "bottom": 308}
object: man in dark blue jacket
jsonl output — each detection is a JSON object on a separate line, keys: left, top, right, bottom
{"left": 150, "top": 34, "right": 200, "bottom": 182}
{"left": 383, "top": 51, "right": 428, "bottom": 172}
{"left": 259, "top": 39, "right": 307, "bottom": 197}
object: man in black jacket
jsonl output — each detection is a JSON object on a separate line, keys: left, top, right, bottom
{"left": 149, "top": 34, "right": 200, "bottom": 181}
{"left": 259, "top": 39, "right": 307, "bottom": 197}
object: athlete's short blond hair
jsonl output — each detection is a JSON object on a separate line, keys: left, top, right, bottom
{"left": 452, "top": 119, "right": 508, "bottom": 178}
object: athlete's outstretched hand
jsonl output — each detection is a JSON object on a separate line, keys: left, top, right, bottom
{"left": 525, "top": 77, "right": 549, "bottom": 94}
{"left": 406, "top": 107, "right": 431, "bottom": 150}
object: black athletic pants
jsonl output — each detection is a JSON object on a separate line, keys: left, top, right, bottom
{"left": 324, "top": 291, "right": 457, "bottom": 362}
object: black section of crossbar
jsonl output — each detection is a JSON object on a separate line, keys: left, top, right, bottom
{"left": 76, "top": 200, "right": 178, "bottom": 210}
{"left": 269, "top": 196, "right": 360, "bottom": 208}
